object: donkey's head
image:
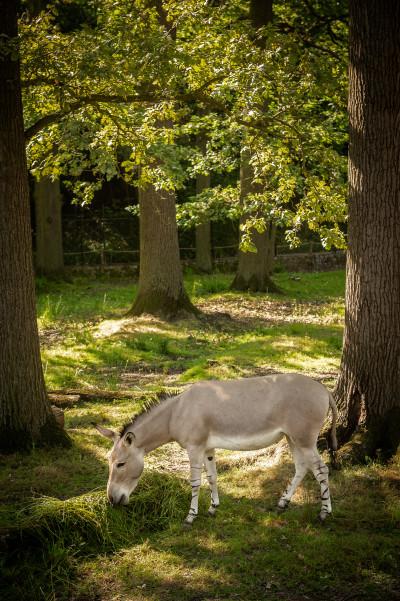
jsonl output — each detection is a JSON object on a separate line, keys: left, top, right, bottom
{"left": 95, "top": 425, "right": 144, "bottom": 506}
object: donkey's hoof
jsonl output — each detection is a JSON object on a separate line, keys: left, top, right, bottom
{"left": 183, "top": 520, "right": 193, "bottom": 529}
{"left": 277, "top": 501, "right": 289, "bottom": 513}
{"left": 183, "top": 513, "right": 197, "bottom": 528}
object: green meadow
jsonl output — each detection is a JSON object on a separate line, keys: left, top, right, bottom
{"left": 1, "top": 270, "right": 399, "bottom": 601}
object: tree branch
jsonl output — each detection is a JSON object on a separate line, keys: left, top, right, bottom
{"left": 24, "top": 93, "right": 161, "bottom": 141}
{"left": 24, "top": 76, "right": 226, "bottom": 141}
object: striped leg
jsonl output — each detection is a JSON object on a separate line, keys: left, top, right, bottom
{"left": 310, "top": 455, "right": 332, "bottom": 520}
{"left": 184, "top": 448, "right": 204, "bottom": 525}
{"left": 278, "top": 448, "right": 308, "bottom": 511}
{"left": 204, "top": 452, "right": 219, "bottom": 516}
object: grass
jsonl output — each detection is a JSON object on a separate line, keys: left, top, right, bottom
{"left": 37, "top": 270, "right": 345, "bottom": 390}
{"left": 1, "top": 269, "right": 399, "bottom": 601}
{"left": 1, "top": 471, "right": 189, "bottom": 601}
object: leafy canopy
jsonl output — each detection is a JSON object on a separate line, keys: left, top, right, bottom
{"left": 21, "top": 0, "right": 348, "bottom": 248}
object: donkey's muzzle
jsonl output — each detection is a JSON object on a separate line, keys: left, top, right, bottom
{"left": 109, "top": 493, "right": 128, "bottom": 506}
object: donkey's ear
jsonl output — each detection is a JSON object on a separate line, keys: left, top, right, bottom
{"left": 124, "top": 431, "right": 135, "bottom": 446}
{"left": 92, "top": 423, "right": 118, "bottom": 441}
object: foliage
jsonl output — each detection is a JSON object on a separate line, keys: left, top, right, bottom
{"left": 21, "top": 0, "right": 348, "bottom": 247}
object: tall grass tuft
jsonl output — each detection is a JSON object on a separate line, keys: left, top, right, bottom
{"left": 2, "top": 471, "right": 188, "bottom": 601}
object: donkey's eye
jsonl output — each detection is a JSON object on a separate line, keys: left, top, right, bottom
{"left": 116, "top": 462, "right": 125, "bottom": 468}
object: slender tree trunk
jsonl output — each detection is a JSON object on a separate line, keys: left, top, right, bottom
{"left": 335, "top": 0, "right": 400, "bottom": 460}
{"left": 231, "top": 152, "right": 279, "bottom": 292}
{"left": 34, "top": 177, "right": 64, "bottom": 275}
{"left": 195, "top": 134, "right": 212, "bottom": 273}
{"left": 128, "top": 181, "right": 198, "bottom": 318}
{"left": 231, "top": 0, "right": 278, "bottom": 293}
{"left": 195, "top": 219, "right": 212, "bottom": 273}
{"left": 0, "top": 0, "right": 69, "bottom": 452}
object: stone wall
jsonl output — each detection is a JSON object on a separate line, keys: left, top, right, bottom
{"left": 274, "top": 250, "right": 346, "bottom": 272}
{"left": 64, "top": 250, "right": 346, "bottom": 276}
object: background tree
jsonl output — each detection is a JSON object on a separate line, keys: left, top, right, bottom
{"left": 128, "top": 172, "right": 197, "bottom": 318}
{"left": 127, "top": 1, "right": 198, "bottom": 318}
{"left": 230, "top": 0, "right": 279, "bottom": 292}
{"left": 195, "top": 133, "right": 212, "bottom": 273}
{"left": 335, "top": 0, "right": 400, "bottom": 460}
{"left": 231, "top": 148, "right": 278, "bottom": 291}
{"left": 0, "top": 0, "right": 69, "bottom": 452}
{"left": 34, "top": 177, "right": 64, "bottom": 275}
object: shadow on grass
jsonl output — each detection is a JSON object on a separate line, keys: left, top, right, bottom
{"left": 74, "top": 460, "right": 399, "bottom": 601}
{"left": 1, "top": 438, "right": 399, "bottom": 601}
{"left": 107, "top": 468, "right": 399, "bottom": 601}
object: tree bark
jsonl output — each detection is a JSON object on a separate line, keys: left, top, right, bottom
{"left": 195, "top": 219, "right": 212, "bottom": 273}
{"left": 335, "top": 0, "right": 400, "bottom": 460}
{"left": 128, "top": 181, "right": 198, "bottom": 319}
{"left": 195, "top": 134, "right": 212, "bottom": 273}
{"left": 34, "top": 177, "right": 64, "bottom": 275}
{"left": 231, "top": 152, "right": 279, "bottom": 292}
{"left": 128, "top": 6, "right": 195, "bottom": 319}
{"left": 0, "top": 0, "right": 69, "bottom": 452}
{"left": 231, "top": 0, "right": 278, "bottom": 293}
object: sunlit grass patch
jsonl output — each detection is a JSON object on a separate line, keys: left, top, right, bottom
{"left": 36, "top": 270, "right": 346, "bottom": 392}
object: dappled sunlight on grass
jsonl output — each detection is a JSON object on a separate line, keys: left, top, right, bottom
{"left": 2, "top": 270, "right": 397, "bottom": 601}
{"left": 2, "top": 375, "right": 399, "bottom": 601}
{"left": 73, "top": 453, "right": 400, "bottom": 601}
{"left": 39, "top": 273, "right": 345, "bottom": 392}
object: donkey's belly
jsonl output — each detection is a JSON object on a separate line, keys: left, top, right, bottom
{"left": 206, "top": 429, "right": 283, "bottom": 451}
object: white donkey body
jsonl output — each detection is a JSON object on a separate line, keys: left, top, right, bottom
{"left": 96, "top": 374, "right": 337, "bottom": 523}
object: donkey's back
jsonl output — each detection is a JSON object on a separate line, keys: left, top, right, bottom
{"left": 171, "top": 373, "right": 332, "bottom": 451}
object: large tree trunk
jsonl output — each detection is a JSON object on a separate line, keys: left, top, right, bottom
{"left": 231, "top": 153, "right": 279, "bottom": 292}
{"left": 335, "top": 0, "right": 400, "bottom": 460}
{"left": 128, "top": 182, "right": 197, "bottom": 318}
{"left": 231, "top": 0, "right": 278, "bottom": 293}
{"left": 0, "top": 0, "right": 69, "bottom": 452}
{"left": 34, "top": 177, "right": 64, "bottom": 276}
{"left": 195, "top": 136, "right": 212, "bottom": 273}
{"left": 129, "top": 7, "right": 195, "bottom": 319}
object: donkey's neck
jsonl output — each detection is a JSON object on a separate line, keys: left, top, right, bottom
{"left": 132, "top": 397, "right": 176, "bottom": 453}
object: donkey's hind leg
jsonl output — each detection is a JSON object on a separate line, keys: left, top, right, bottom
{"left": 295, "top": 446, "right": 332, "bottom": 520}
{"left": 309, "top": 451, "right": 332, "bottom": 521}
{"left": 204, "top": 451, "right": 219, "bottom": 516}
{"left": 277, "top": 445, "right": 308, "bottom": 511}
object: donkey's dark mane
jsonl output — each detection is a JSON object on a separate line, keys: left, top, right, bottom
{"left": 119, "top": 391, "right": 178, "bottom": 437}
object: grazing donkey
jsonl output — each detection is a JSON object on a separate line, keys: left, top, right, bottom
{"left": 95, "top": 374, "right": 337, "bottom": 523}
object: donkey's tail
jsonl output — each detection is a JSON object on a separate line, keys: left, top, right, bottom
{"left": 328, "top": 391, "right": 338, "bottom": 451}
{"left": 328, "top": 391, "right": 339, "bottom": 468}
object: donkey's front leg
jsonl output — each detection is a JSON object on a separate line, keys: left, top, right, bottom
{"left": 204, "top": 451, "right": 219, "bottom": 516}
{"left": 184, "top": 446, "right": 205, "bottom": 526}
